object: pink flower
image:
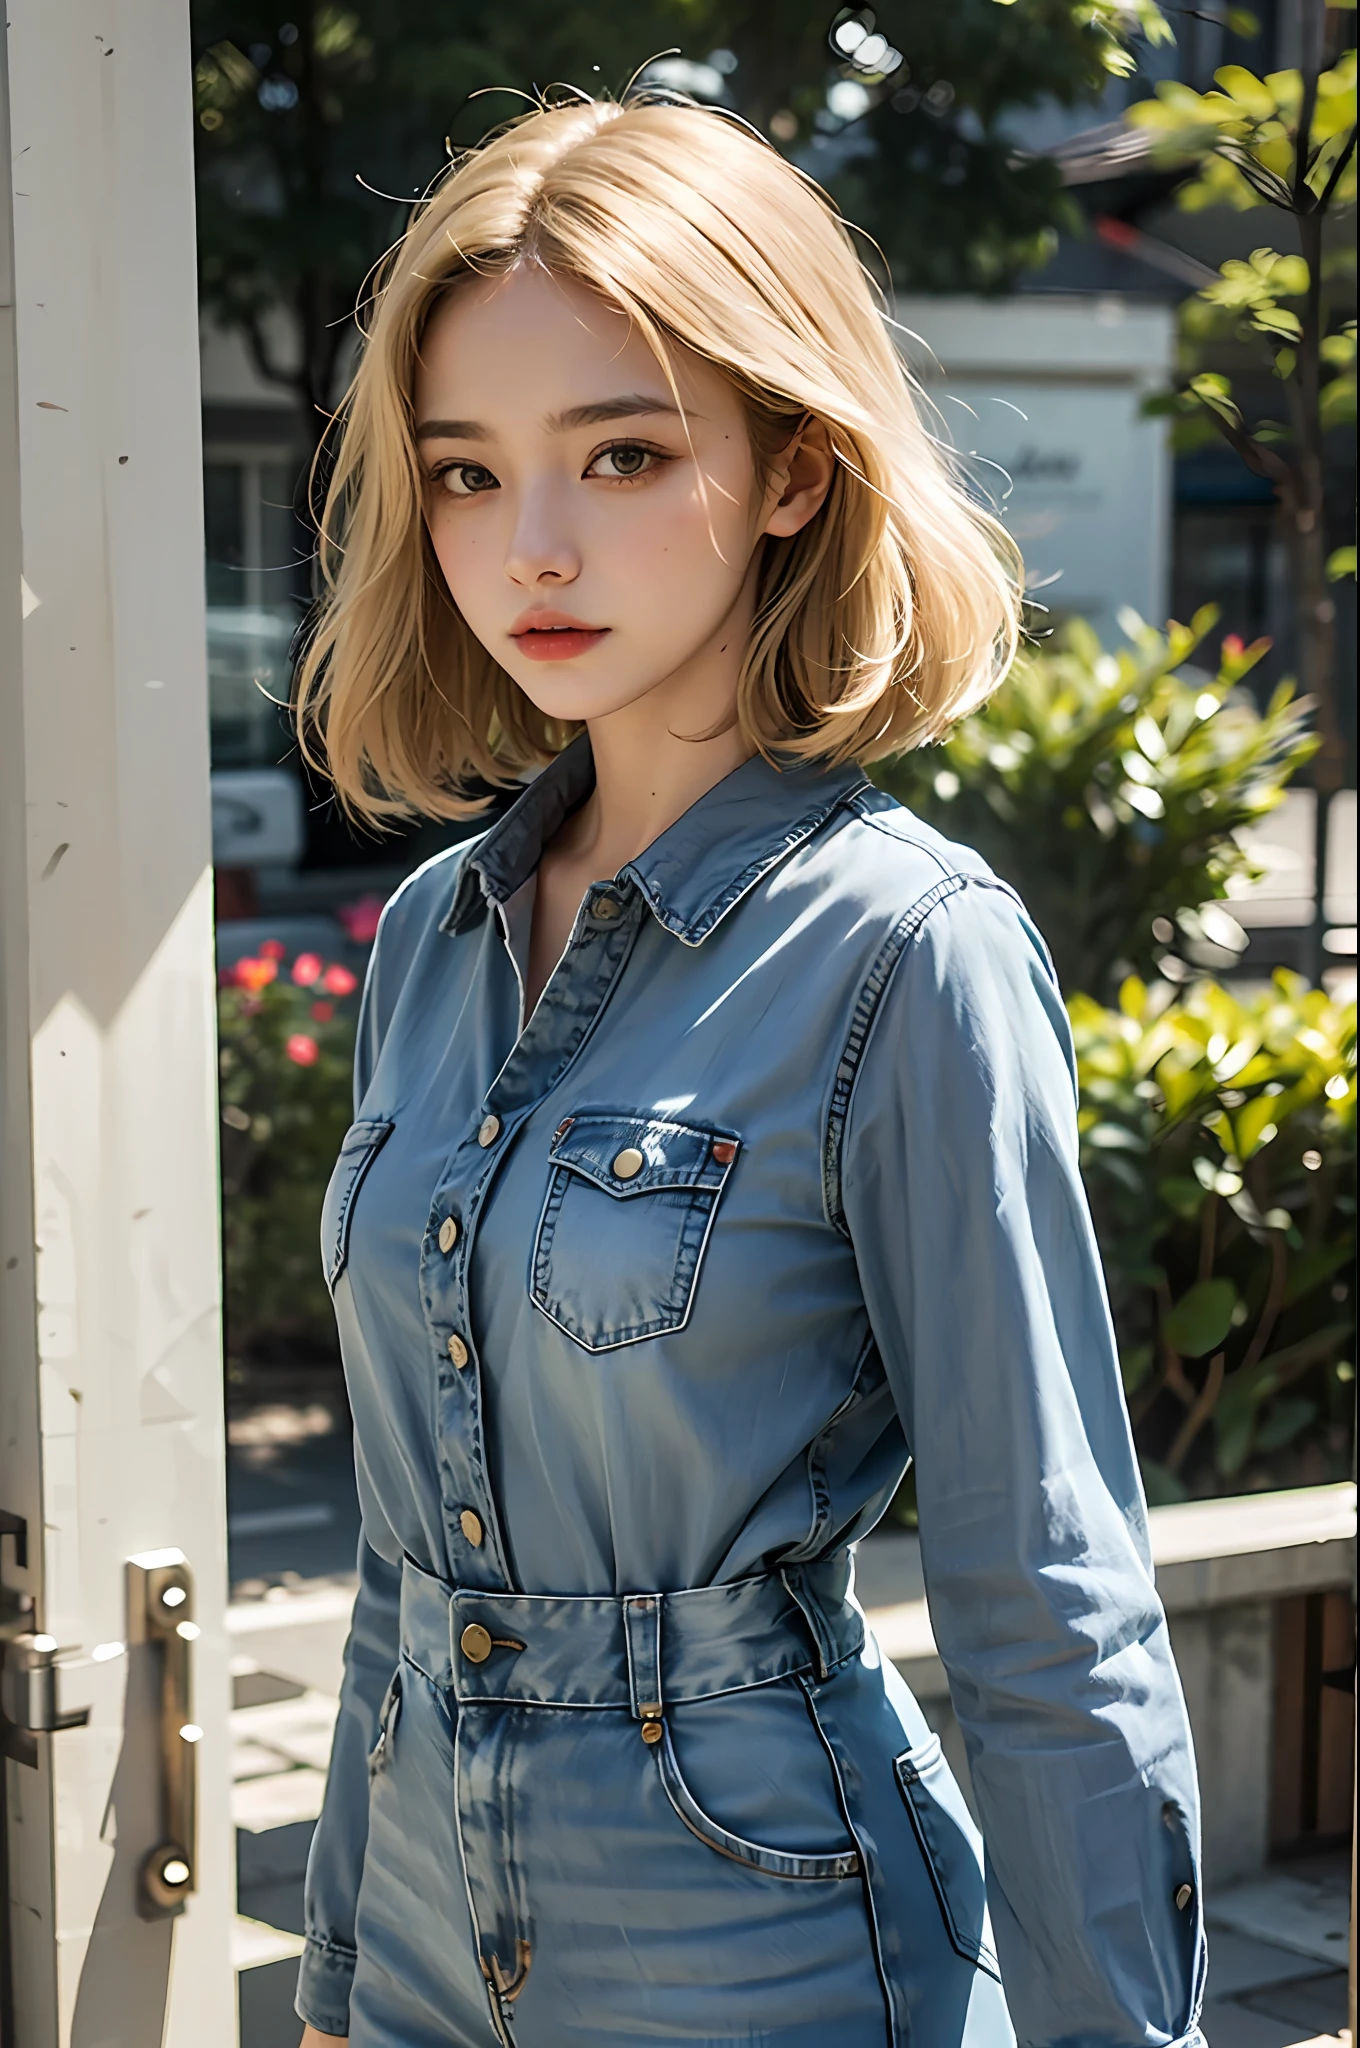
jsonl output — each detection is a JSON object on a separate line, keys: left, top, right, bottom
{"left": 233, "top": 957, "right": 279, "bottom": 993}
{"left": 310, "top": 999, "right": 335, "bottom": 1022}
{"left": 321, "top": 963, "right": 358, "bottom": 996}
{"left": 285, "top": 1033, "right": 319, "bottom": 1067}
{"left": 291, "top": 953, "right": 323, "bottom": 987}
{"left": 337, "top": 894, "right": 386, "bottom": 944}
{"left": 1221, "top": 634, "right": 1244, "bottom": 660}
{"left": 259, "top": 939, "right": 287, "bottom": 960}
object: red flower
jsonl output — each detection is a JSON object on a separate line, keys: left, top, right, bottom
{"left": 310, "top": 1000, "right": 335, "bottom": 1022}
{"left": 291, "top": 953, "right": 323, "bottom": 987}
{"left": 321, "top": 963, "right": 358, "bottom": 996}
{"left": 259, "top": 939, "right": 287, "bottom": 960}
{"left": 285, "top": 1033, "right": 319, "bottom": 1067}
{"left": 233, "top": 957, "right": 279, "bottom": 993}
{"left": 337, "top": 894, "right": 386, "bottom": 944}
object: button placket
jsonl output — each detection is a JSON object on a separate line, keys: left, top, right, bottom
{"left": 425, "top": 899, "right": 643, "bottom": 1593}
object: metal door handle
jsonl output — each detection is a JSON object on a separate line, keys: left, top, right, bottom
{"left": 128, "top": 1549, "right": 200, "bottom": 1918}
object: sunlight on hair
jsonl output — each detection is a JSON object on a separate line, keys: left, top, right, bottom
{"left": 295, "top": 91, "right": 1024, "bottom": 825}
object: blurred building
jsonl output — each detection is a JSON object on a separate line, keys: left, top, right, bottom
{"left": 199, "top": 6, "right": 1355, "bottom": 979}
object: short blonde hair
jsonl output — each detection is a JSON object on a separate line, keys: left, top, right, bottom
{"left": 296, "top": 93, "right": 1022, "bottom": 823}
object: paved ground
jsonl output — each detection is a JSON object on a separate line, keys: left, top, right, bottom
{"left": 226, "top": 1412, "right": 1353, "bottom": 2047}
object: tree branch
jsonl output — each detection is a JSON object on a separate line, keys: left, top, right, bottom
{"left": 1165, "top": 1349, "right": 1226, "bottom": 1473}
{"left": 1313, "top": 122, "right": 1357, "bottom": 214}
{"left": 1191, "top": 394, "right": 1296, "bottom": 495}
{"left": 1294, "top": 0, "right": 1325, "bottom": 214}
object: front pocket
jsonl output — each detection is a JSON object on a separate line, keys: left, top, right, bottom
{"left": 894, "top": 1734, "right": 1001, "bottom": 1979}
{"left": 321, "top": 1117, "right": 394, "bottom": 1289}
{"left": 529, "top": 1109, "right": 739, "bottom": 1352}
{"left": 367, "top": 1667, "right": 403, "bottom": 1778}
{"left": 655, "top": 1720, "right": 860, "bottom": 1881}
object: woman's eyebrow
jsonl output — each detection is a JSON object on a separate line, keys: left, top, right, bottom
{"left": 414, "top": 394, "right": 683, "bottom": 443}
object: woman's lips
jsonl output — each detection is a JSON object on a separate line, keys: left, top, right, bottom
{"left": 512, "top": 624, "right": 610, "bottom": 662}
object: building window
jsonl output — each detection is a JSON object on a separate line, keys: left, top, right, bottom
{"left": 203, "top": 451, "right": 303, "bottom": 768}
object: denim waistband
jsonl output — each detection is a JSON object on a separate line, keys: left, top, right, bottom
{"left": 398, "top": 1553, "right": 865, "bottom": 1714}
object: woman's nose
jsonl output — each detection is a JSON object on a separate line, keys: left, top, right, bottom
{"left": 505, "top": 486, "right": 581, "bottom": 587}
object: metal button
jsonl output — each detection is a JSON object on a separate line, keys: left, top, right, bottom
{"left": 591, "top": 894, "right": 620, "bottom": 921}
{"left": 460, "top": 1623, "right": 492, "bottom": 1664}
{"left": 613, "top": 1146, "right": 645, "bottom": 1180}
{"left": 641, "top": 1720, "right": 663, "bottom": 1745}
{"left": 1174, "top": 1883, "right": 1194, "bottom": 1912}
{"left": 459, "top": 1509, "right": 484, "bottom": 1548}
{"left": 477, "top": 1114, "right": 501, "bottom": 1148}
{"left": 447, "top": 1333, "right": 469, "bottom": 1369}
{"left": 438, "top": 1216, "right": 458, "bottom": 1255}
{"left": 711, "top": 1139, "right": 737, "bottom": 1167}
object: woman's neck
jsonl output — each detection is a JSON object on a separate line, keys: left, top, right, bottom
{"left": 562, "top": 708, "right": 754, "bottom": 880}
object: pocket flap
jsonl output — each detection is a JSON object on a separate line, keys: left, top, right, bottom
{"left": 549, "top": 1111, "right": 739, "bottom": 1197}
{"left": 894, "top": 1736, "right": 1001, "bottom": 1981}
{"left": 324, "top": 1117, "right": 395, "bottom": 1286}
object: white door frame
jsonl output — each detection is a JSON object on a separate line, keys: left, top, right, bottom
{"left": 0, "top": 6, "right": 234, "bottom": 2042}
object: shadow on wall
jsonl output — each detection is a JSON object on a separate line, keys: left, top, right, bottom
{"left": 69, "top": 1642, "right": 174, "bottom": 2047}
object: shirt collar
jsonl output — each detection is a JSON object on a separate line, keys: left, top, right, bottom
{"left": 441, "top": 734, "right": 868, "bottom": 947}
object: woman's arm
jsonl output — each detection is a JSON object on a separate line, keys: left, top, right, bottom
{"left": 294, "top": 1534, "right": 402, "bottom": 2039}
{"left": 841, "top": 878, "right": 1206, "bottom": 2048}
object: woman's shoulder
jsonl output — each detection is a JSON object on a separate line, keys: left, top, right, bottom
{"left": 372, "top": 830, "right": 491, "bottom": 954}
{"left": 811, "top": 781, "right": 1021, "bottom": 931}
{"left": 814, "top": 783, "right": 1063, "bottom": 1014}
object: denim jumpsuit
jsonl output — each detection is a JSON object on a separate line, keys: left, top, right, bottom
{"left": 297, "top": 739, "right": 1208, "bottom": 2048}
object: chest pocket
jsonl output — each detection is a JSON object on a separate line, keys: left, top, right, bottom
{"left": 529, "top": 1110, "right": 740, "bottom": 1352}
{"left": 321, "top": 1117, "right": 395, "bottom": 1289}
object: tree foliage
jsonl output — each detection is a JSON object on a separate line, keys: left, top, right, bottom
{"left": 875, "top": 609, "right": 1317, "bottom": 1000}
{"left": 1073, "top": 969, "right": 1355, "bottom": 1501}
{"left": 191, "top": 0, "right": 1171, "bottom": 429}
{"left": 1126, "top": 14, "right": 1356, "bottom": 823}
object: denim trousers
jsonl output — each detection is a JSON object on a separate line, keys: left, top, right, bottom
{"left": 348, "top": 1554, "right": 1013, "bottom": 2047}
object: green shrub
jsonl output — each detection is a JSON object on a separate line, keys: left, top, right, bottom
{"left": 875, "top": 610, "right": 1316, "bottom": 1001}
{"left": 1072, "top": 971, "right": 1355, "bottom": 1502}
{"left": 217, "top": 943, "right": 360, "bottom": 1384}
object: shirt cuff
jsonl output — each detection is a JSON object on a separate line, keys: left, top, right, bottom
{"left": 295, "top": 1933, "right": 357, "bottom": 2037}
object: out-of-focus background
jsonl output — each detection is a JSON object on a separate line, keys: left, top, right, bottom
{"left": 194, "top": 8, "right": 1356, "bottom": 2042}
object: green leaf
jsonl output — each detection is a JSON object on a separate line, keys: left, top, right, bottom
{"left": 1121, "top": 1343, "right": 1155, "bottom": 1395}
{"left": 1326, "top": 546, "right": 1357, "bottom": 581}
{"left": 1140, "top": 1459, "right": 1190, "bottom": 1506}
{"left": 1163, "top": 1277, "right": 1239, "bottom": 1356}
{"left": 1282, "top": 1240, "right": 1354, "bottom": 1307}
{"left": 1253, "top": 1398, "right": 1318, "bottom": 1454}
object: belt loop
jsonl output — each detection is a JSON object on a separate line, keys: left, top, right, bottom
{"left": 623, "top": 1594, "right": 663, "bottom": 1734}
{"left": 780, "top": 1564, "right": 836, "bottom": 1681}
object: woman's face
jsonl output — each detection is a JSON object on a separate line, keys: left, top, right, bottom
{"left": 413, "top": 264, "right": 795, "bottom": 725}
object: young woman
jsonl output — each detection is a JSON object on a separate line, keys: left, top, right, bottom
{"left": 294, "top": 93, "right": 1206, "bottom": 2048}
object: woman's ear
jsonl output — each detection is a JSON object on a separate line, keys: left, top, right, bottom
{"left": 761, "top": 418, "right": 836, "bottom": 539}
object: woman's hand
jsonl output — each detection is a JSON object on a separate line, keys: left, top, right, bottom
{"left": 300, "top": 2028, "right": 347, "bottom": 2045}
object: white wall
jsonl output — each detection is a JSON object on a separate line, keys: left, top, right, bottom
{"left": 896, "top": 295, "right": 1175, "bottom": 643}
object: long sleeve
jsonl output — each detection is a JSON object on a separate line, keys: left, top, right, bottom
{"left": 296, "top": 1533, "right": 402, "bottom": 2033}
{"left": 841, "top": 877, "right": 1207, "bottom": 2048}
{"left": 296, "top": 906, "right": 406, "bottom": 2035}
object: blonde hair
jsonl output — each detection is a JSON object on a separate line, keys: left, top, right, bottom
{"left": 296, "top": 93, "right": 1022, "bottom": 823}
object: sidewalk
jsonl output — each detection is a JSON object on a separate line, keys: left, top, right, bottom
{"left": 227, "top": 1567, "right": 1353, "bottom": 2047}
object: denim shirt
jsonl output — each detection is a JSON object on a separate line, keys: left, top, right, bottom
{"left": 301, "top": 737, "right": 1206, "bottom": 2045}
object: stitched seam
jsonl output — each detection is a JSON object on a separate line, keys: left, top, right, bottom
{"left": 821, "top": 875, "right": 967, "bottom": 1236}
{"left": 637, "top": 779, "right": 870, "bottom": 945}
{"left": 302, "top": 1932, "right": 359, "bottom": 1962}
{"left": 798, "top": 1678, "right": 901, "bottom": 2042}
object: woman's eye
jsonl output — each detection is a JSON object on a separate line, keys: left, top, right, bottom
{"left": 587, "top": 443, "right": 660, "bottom": 482}
{"left": 438, "top": 463, "right": 498, "bottom": 497}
